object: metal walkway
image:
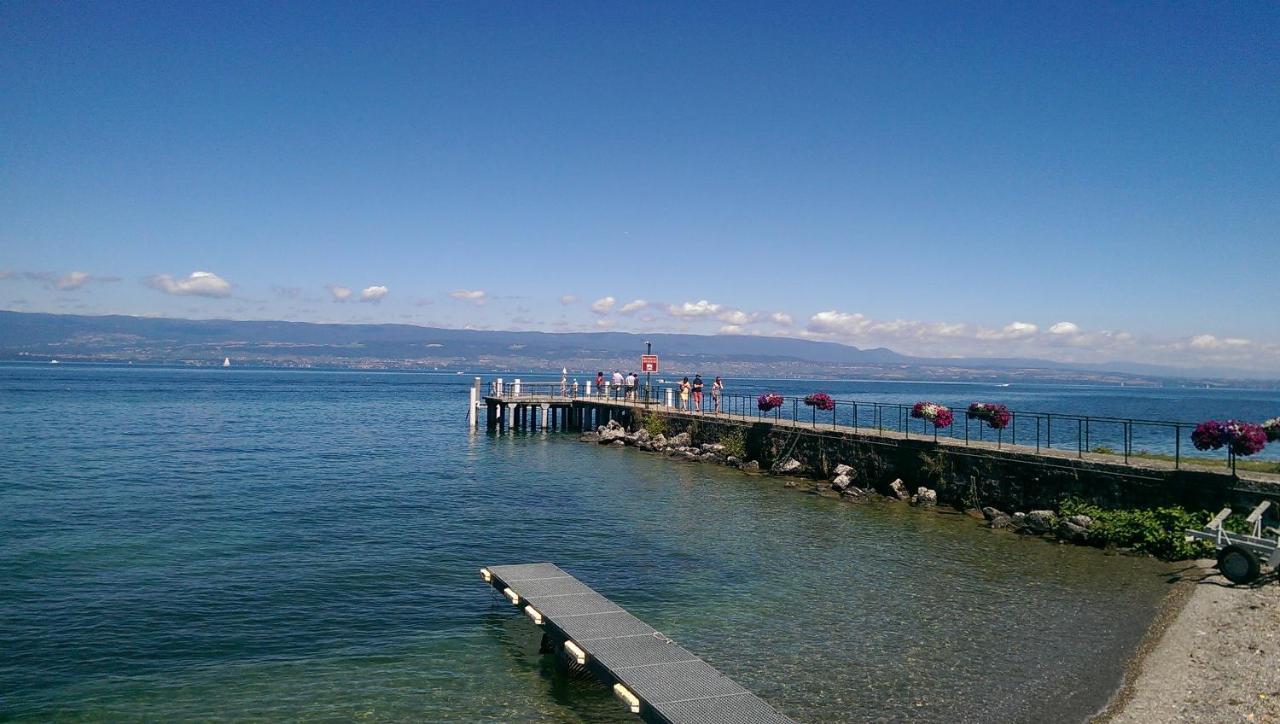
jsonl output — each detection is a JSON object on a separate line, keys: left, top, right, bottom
{"left": 481, "top": 563, "right": 793, "bottom": 724}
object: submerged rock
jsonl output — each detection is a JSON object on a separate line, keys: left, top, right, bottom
{"left": 580, "top": 432, "right": 601, "bottom": 443}
{"left": 739, "top": 460, "right": 761, "bottom": 473}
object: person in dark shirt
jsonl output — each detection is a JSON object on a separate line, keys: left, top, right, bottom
{"left": 691, "top": 374, "right": 704, "bottom": 413}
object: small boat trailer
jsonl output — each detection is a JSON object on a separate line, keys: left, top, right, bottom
{"left": 1186, "top": 500, "right": 1280, "bottom": 584}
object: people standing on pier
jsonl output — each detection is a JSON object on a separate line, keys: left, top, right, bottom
{"left": 679, "top": 377, "right": 691, "bottom": 410}
{"left": 691, "top": 374, "right": 704, "bottom": 413}
{"left": 612, "top": 370, "right": 623, "bottom": 399}
{"left": 711, "top": 376, "right": 723, "bottom": 413}
{"left": 625, "top": 372, "right": 637, "bottom": 400}
{"left": 595, "top": 371, "right": 604, "bottom": 396}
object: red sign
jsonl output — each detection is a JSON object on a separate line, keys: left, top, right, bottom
{"left": 641, "top": 354, "right": 659, "bottom": 372}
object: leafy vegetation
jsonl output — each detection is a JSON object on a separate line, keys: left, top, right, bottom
{"left": 718, "top": 428, "right": 747, "bottom": 459}
{"left": 641, "top": 412, "right": 667, "bottom": 438}
{"left": 1057, "top": 497, "right": 1220, "bottom": 560}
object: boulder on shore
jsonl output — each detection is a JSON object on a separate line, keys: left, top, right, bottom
{"left": 668, "top": 432, "right": 692, "bottom": 448}
{"left": 887, "top": 479, "right": 910, "bottom": 501}
{"left": 1025, "top": 510, "right": 1057, "bottom": 534}
{"left": 739, "top": 460, "right": 761, "bottom": 473}
{"left": 772, "top": 458, "right": 803, "bottom": 475}
{"left": 910, "top": 487, "right": 938, "bottom": 507}
{"left": 1056, "top": 514, "right": 1093, "bottom": 542}
{"left": 831, "top": 473, "right": 855, "bottom": 491}
{"left": 580, "top": 432, "right": 601, "bottom": 443}
{"left": 833, "top": 463, "right": 854, "bottom": 477}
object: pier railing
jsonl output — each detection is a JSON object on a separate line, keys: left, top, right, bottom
{"left": 666, "top": 391, "right": 1212, "bottom": 469}
{"left": 484, "top": 380, "right": 1272, "bottom": 473}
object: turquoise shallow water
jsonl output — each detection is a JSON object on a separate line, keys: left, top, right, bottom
{"left": 1, "top": 365, "right": 1240, "bottom": 722}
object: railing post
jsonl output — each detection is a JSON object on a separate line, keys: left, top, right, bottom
{"left": 1175, "top": 425, "right": 1181, "bottom": 470}
{"left": 852, "top": 402, "right": 858, "bottom": 431}
{"left": 1036, "top": 416, "right": 1041, "bottom": 453}
{"left": 1077, "top": 419, "right": 1083, "bottom": 458}
{"left": 1123, "top": 421, "right": 1130, "bottom": 463}
{"left": 1046, "top": 414, "right": 1052, "bottom": 449}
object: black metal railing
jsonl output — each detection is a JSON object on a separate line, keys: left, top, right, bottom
{"left": 485, "top": 379, "right": 1273, "bottom": 474}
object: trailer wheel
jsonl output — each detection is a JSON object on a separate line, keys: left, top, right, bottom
{"left": 1217, "top": 545, "right": 1261, "bottom": 584}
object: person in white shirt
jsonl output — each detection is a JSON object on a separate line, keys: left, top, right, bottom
{"left": 625, "top": 373, "right": 637, "bottom": 400}
{"left": 612, "top": 370, "right": 624, "bottom": 398}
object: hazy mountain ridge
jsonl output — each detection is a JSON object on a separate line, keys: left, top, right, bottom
{"left": 1, "top": 310, "right": 1273, "bottom": 387}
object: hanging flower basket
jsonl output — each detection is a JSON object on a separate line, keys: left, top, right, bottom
{"left": 1264, "top": 418, "right": 1280, "bottom": 443}
{"left": 803, "top": 393, "right": 835, "bottom": 411}
{"left": 1192, "top": 419, "right": 1267, "bottom": 456}
{"left": 911, "top": 401, "right": 953, "bottom": 428}
{"left": 967, "top": 402, "right": 1012, "bottom": 430}
{"left": 757, "top": 393, "right": 784, "bottom": 412}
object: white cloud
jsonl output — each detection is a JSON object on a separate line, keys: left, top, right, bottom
{"left": 594, "top": 318, "right": 616, "bottom": 329}
{"left": 719, "top": 325, "right": 745, "bottom": 335}
{"left": 716, "top": 309, "right": 758, "bottom": 325}
{"left": 560, "top": 295, "right": 578, "bottom": 305}
{"left": 591, "top": 296, "right": 616, "bottom": 315}
{"left": 1189, "top": 334, "right": 1251, "bottom": 350}
{"left": 56, "top": 271, "right": 91, "bottom": 290}
{"left": 771, "top": 312, "right": 794, "bottom": 326}
{"left": 1049, "top": 321, "right": 1081, "bottom": 335}
{"left": 978, "top": 321, "right": 1038, "bottom": 340}
{"left": 618, "top": 299, "right": 648, "bottom": 315}
{"left": 147, "top": 271, "right": 232, "bottom": 298}
{"left": 359, "top": 285, "right": 389, "bottom": 303}
{"left": 327, "top": 284, "right": 352, "bottom": 302}
{"left": 450, "top": 289, "right": 487, "bottom": 305}
{"left": 667, "top": 300, "right": 722, "bottom": 318}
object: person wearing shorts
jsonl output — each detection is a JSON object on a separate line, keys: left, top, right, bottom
{"left": 691, "top": 375, "right": 704, "bottom": 412}
{"left": 711, "top": 376, "right": 723, "bottom": 413}
{"left": 679, "top": 377, "right": 690, "bottom": 410}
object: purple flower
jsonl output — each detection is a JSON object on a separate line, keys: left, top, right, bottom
{"left": 757, "top": 393, "right": 783, "bottom": 412}
{"left": 967, "top": 402, "right": 1011, "bottom": 430}
{"left": 803, "top": 393, "right": 835, "bottom": 411}
{"left": 911, "top": 401, "right": 953, "bottom": 428}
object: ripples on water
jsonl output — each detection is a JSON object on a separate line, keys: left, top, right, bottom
{"left": 0, "top": 366, "right": 1208, "bottom": 721}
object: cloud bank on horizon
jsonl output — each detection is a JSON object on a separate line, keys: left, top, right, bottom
{"left": 1, "top": 268, "right": 1277, "bottom": 375}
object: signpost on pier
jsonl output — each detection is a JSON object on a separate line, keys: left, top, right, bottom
{"left": 642, "top": 344, "right": 657, "bottom": 406}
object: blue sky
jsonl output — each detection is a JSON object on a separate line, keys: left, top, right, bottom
{"left": 2, "top": 2, "right": 1277, "bottom": 371}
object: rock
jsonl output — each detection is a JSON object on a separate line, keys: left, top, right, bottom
{"left": 981, "top": 506, "right": 1008, "bottom": 522}
{"left": 597, "top": 420, "right": 627, "bottom": 443}
{"left": 635, "top": 429, "right": 651, "bottom": 444}
{"left": 739, "top": 460, "right": 761, "bottom": 473}
{"left": 700, "top": 443, "right": 726, "bottom": 453}
{"left": 652, "top": 434, "right": 667, "bottom": 447}
{"left": 668, "top": 432, "right": 692, "bottom": 447}
{"left": 831, "top": 473, "right": 855, "bottom": 491}
{"left": 1056, "top": 518, "right": 1090, "bottom": 543}
{"left": 622, "top": 433, "right": 639, "bottom": 446}
{"left": 783, "top": 480, "right": 799, "bottom": 488}
{"left": 834, "top": 463, "right": 854, "bottom": 477}
{"left": 910, "top": 487, "right": 938, "bottom": 507}
{"left": 700, "top": 452, "right": 721, "bottom": 463}
{"left": 772, "top": 458, "right": 803, "bottom": 475}
{"left": 841, "top": 486, "right": 867, "bottom": 499}
{"left": 807, "top": 484, "right": 826, "bottom": 495}
{"left": 579, "top": 432, "right": 600, "bottom": 443}
{"left": 726, "top": 456, "right": 741, "bottom": 466}
{"left": 609, "top": 439, "right": 625, "bottom": 447}
{"left": 887, "top": 479, "right": 910, "bottom": 501}
{"left": 988, "top": 514, "right": 1013, "bottom": 529}
{"left": 1025, "top": 510, "right": 1057, "bottom": 534}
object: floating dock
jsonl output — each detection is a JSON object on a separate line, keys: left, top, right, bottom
{"left": 481, "top": 562, "right": 793, "bottom": 723}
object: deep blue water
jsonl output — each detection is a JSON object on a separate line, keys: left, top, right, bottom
{"left": 6, "top": 365, "right": 1266, "bottom": 722}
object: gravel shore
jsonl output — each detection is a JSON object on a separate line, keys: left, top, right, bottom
{"left": 1104, "top": 561, "right": 1279, "bottom": 723}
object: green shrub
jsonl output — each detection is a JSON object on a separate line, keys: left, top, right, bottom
{"left": 641, "top": 412, "right": 667, "bottom": 438}
{"left": 1058, "top": 497, "right": 1215, "bottom": 560}
{"left": 1091, "top": 445, "right": 1117, "bottom": 455}
{"left": 719, "top": 428, "right": 746, "bottom": 459}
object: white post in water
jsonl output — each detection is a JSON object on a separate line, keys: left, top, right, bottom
{"left": 540, "top": 403, "right": 549, "bottom": 430}
{"left": 468, "top": 387, "right": 478, "bottom": 428}
{"left": 665, "top": 387, "right": 673, "bottom": 408}
{"left": 506, "top": 404, "right": 516, "bottom": 431}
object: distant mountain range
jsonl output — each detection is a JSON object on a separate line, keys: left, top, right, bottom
{"left": 0, "top": 310, "right": 1273, "bottom": 387}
